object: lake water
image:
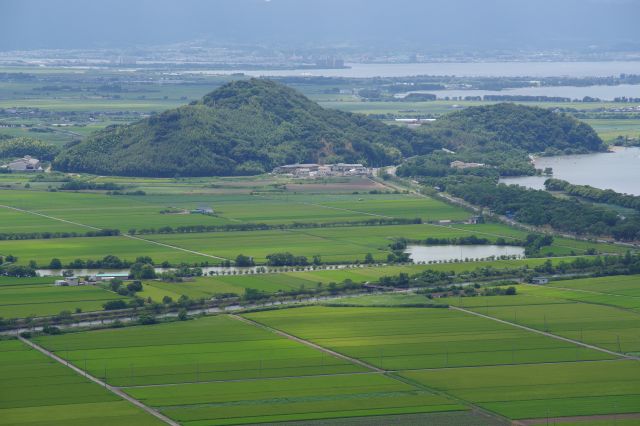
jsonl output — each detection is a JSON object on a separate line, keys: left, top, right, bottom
{"left": 500, "top": 147, "right": 640, "bottom": 195}
{"left": 405, "top": 245, "right": 524, "bottom": 263}
{"left": 199, "top": 61, "right": 640, "bottom": 78}
{"left": 398, "top": 84, "right": 640, "bottom": 101}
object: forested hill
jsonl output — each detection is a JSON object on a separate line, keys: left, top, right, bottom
{"left": 52, "top": 82, "right": 604, "bottom": 178}
{"left": 398, "top": 103, "right": 606, "bottom": 177}
{"left": 420, "top": 103, "right": 605, "bottom": 155}
{"left": 53, "top": 79, "right": 434, "bottom": 177}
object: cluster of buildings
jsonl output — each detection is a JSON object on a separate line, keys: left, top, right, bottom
{"left": 273, "top": 163, "right": 372, "bottom": 178}
{"left": 1, "top": 156, "right": 43, "bottom": 172}
{"left": 54, "top": 272, "right": 129, "bottom": 286}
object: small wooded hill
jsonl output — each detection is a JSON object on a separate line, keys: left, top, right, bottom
{"left": 419, "top": 103, "right": 605, "bottom": 155}
{"left": 53, "top": 79, "right": 433, "bottom": 177}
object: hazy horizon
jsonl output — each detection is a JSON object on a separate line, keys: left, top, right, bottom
{"left": 1, "top": 0, "right": 639, "bottom": 54}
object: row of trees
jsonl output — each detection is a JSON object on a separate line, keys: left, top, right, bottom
{"left": 127, "top": 217, "right": 421, "bottom": 236}
{"left": 0, "top": 228, "right": 119, "bottom": 241}
{"left": 545, "top": 178, "right": 640, "bottom": 212}
{"left": 442, "top": 177, "right": 640, "bottom": 241}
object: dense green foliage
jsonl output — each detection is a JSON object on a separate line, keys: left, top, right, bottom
{"left": 399, "top": 103, "right": 605, "bottom": 177}
{"left": 421, "top": 103, "right": 605, "bottom": 155}
{"left": 445, "top": 179, "right": 640, "bottom": 240}
{"left": 545, "top": 178, "right": 640, "bottom": 211}
{"left": 0, "top": 137, "right": 59, "bottom": 161}
{"left": 54, "top": 79, "right": 436, "bottom": 177}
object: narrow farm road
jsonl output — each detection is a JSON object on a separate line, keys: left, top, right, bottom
{"left": 0, "top": 203, "right": 231, "bottom": 261}
{"left": 18, "top": 336, "right": 179, "bottom": 426}
{"left": 230, "top": 314, "right": 385, "bottom": 373}
{"left": 450, "top": 306, "right": 640, "bottom": 360}
{"left": 0, "top": 204, "right": 101, "bottom": 230}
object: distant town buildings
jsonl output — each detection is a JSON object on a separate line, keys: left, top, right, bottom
{"left": 315, "top": 57, "right": 345, "bottom": 69}
{"left": 1, "top": 156, "right": 43, "bottom": 172}
{"left": 273, "top": 163, "right": 372, "bottom": 178}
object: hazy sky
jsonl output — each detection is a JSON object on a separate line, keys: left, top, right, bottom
{"left": 1, "top": 0, "right": 639, "bottom": 51}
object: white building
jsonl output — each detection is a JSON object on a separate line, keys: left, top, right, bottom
{"left": 3, "top": 156, "right": 43, "bottom": 172}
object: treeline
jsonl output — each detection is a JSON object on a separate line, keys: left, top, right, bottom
{"left": 0, "top": 137, "right": 59, "bottom": 161}
{"left": 59, "top": 181, "right": 125, "bottom": 191}
{"left": 0, "top": 229, "right": 120, "bottom": 241}
{"left": 444, "top": 178, "right": 640, "bottom": 241}
{"left": 128, "top": 217, "right": 422, "bottom": 235}
{"left": 375, "top": 252, "right": 640, "bottom": 290}
{"left": 545, "top": 178, "right": 640, "bottom": 212}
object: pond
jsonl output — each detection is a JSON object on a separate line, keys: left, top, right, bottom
{"left": 500, "top": 147, "right": 640, "bottom": 195}
{"left": 404, "top": 245, "right": 525, "bottom": 263}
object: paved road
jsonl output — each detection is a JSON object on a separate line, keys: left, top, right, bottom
{"left": 18, "top": 336, "right": 179, "bottom": 426}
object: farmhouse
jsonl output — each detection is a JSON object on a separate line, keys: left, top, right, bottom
{"left": 273, "top": 163, "right": 320, "bottom": 175}
{"left": 531, "top": 277, "right": 549, "bottom": 285}
{"left": 54, "top": 277, "right": 84, "bottom": 286}
{"left": 94, "top": 272, "right": 130, "bottom": 281}
{"left": 272, "top": 162, "right": 371, "bottom": 177}
{"left": 331, "top": 163, "right": 369, "bottom": 175}
{"left": 192, "top": 205, "right": 214, "bottom": 214}
{"left": 2, "top": 156, "right": 43, "bottom": 172}
{"left": 467, "top": 215, "right": 484, "bottom": 224}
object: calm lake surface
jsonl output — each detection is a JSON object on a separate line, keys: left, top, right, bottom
{"left": 500, "top": 147, "right": 640, "bottom": 195}
{"left": 201, "top": 61, "right": 640, "bottom": 78}
{"left": 405, "top": 245, "right": 524, "bottom": 263}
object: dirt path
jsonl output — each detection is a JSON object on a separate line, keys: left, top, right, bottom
{"left": 450, "top": 306, "right": 640, "bottom": 360}
{"left": 518, "top": 412, "right": 640, "bottom": 425}
{"left": 0, "top": 203, "right": 230, "bottom": 261}
{"left": 230, "top": 314, "right": 385, "bottom": 373}
{"left": 18, "top": 336, "right": 178, "bottom": 426}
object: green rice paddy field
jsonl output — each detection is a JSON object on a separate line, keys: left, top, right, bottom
{"left": 0, "top": 280, "right": 127, "bottom": 319}
{"left": 402, "top": 360, "right": 640, "bottom": 420}
{"left": 0, "top": 339, "right": 161, "bottom": 425}
{"left": 0, "top": 186, "right": 626, "bottom": 266}
{"left": 33, "top": 315, "right": 366, "bottom": 386}
{"left": 33, "top": 315, "right": 471, "bottom": 425}
{"left": 28, "top": 270, "right": 640, "bottom": 425}
{"left": 0, "top": 190, "right": 469, "bottom": 232}
{"left": 126, "top": 374, "right": 465, "bottom": 426}
{"left": 0, "top": 235, "right": 211, "bottom": 265}
{"left": 245, "top": 307, "right": 613, "bottom": 370}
